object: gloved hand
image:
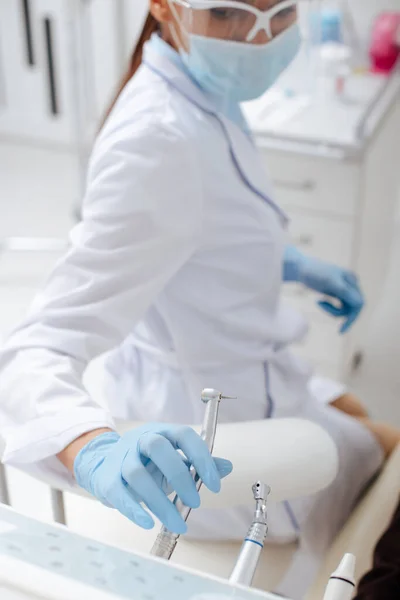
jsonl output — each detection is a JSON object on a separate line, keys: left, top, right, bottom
{"left": 74, "top": 424, "right": 233, "bottom": 534}
{"left": 283, "top": 246, "right": 364, "bottom": 333}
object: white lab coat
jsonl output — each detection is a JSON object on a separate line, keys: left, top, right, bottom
{"left": 0, "top": 41, "right": 383, "bottom": 597}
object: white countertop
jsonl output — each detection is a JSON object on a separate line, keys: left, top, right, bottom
{"left": 242, "top": 51, "right": 400, "bottom": 156}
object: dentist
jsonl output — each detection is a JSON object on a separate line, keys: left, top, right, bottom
{"left": 1, "top": 1, "right": 398, "bottom": 596}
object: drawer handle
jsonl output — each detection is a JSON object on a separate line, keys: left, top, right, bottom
{"left": 293, "top": 234, "right": 313, "bottom": 247}
{"left": 273, "top": 179, "right": 316, "bottom": 192}
{"left": 44, "top": 16, "right": 59, "bottom": 116}
{"left": 21, "top": 0, "right": 35, "bottom": 67}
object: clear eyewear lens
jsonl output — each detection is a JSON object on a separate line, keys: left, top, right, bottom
{"left": 266, "top": 2, "right": 298, "bottom": 39}
{"left": 177, "top": 0, "right": 298, "bottom": 43}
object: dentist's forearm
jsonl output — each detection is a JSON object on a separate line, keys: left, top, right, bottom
{"left": 57, "top": 428, "right": 114, "bottom": 473}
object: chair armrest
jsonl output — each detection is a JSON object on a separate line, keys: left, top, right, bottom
{"left": 3, "top": 418, "right": 337, "bottom": 511}
{"left": 117, "top": 417, "right": 338, "bottom": 508}
{"left": 199, "top": 418, "right": 338, "bottom": 508}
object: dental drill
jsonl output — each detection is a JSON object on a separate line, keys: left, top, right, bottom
{"left": 230, "top": 481, "right": 270, "bottom": 587}
{"left": 229, "top": 483, "right": 357, "bottom": 598}
{"left": 151, "top": 388, "right": 232, "bottom": 560}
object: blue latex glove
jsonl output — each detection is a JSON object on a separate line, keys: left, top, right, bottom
{"left": 283, "top": 245, "right": 306, "bottom": 283}
{"left": 74, "top": 424, "right": 233, "bottom": 534}
{"left": 283, "top": 246, "right": 364, "bottom": 333}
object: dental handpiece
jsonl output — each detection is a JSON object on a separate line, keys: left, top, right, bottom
{"left": 151, "top": 389, "right": 231, "bottom": 560}
{"left": 230, "top": 482, "right": 270, "bottom": 587}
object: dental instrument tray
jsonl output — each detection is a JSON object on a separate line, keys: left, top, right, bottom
{"left": 0, "top": 503, "right": 282, "bottom": 600}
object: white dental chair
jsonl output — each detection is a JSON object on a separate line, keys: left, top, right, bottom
{"left": 0, "top": 417, "right": 339, "bottom": 594}
{"left": 2, "top": 431, "right": 400, "bottom": 600}
{"left": 59, "top": 420, "right": 400, "bottom": 600}
{"left": 1, "top": 360, "right": 400, "bottom": 600}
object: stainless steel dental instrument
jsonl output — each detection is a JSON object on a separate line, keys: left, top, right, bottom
{"left": 151, "top": 388, "right": 233, "bottom": 560}
{"left": 230, "top": 481, "right": 270, "bottom": 587}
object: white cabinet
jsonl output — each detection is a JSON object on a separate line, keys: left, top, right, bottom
{"left": 0, "top": 0, "right": 123, "bottom": 146}
{"left": 286, "top": 210, "right": 355, "bottom": 267}
{"left": 0, "top": 0, "right": 74, "bottom": 143}
{"left": 0, "top": 0, "right": 149, "bottom": 147}
{"left": 254, "top": 85, "right": 400, "bottom": 381}
{"left": 266, "top": 152, "right": 360, "bottom": 218}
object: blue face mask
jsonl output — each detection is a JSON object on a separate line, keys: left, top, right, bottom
{"left": 180, "top": 24, "right": 302, "bottom": 102}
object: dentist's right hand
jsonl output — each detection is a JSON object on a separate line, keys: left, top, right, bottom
{"left": 71, "top": 424, "right": 233, "bottom": 534}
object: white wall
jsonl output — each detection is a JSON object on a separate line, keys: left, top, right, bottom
{"left": 123, "top": 0, "right": 148, "bottom": 61}
{"left": 348, "top": 0, "right": 400, "bottom": 44}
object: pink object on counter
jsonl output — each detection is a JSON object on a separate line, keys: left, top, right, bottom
{"left": 369, "top": 12, "right": 400, "bottom": 74}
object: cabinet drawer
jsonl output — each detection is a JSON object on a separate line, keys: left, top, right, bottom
{"left": 286, "top": 211, "right": 354, "bottom": 268}
{"left": 292, "top": 311, "right": 345, "bottom": 366}
{"left": 283, "top": 295, "right": 346, "bottom": 366}
{"left": 263, "top": 151, "right": 359, "bottom": 217}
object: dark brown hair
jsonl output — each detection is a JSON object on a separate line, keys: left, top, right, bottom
{"left": 102, "top": 12, "right": 159, "bottom": 125}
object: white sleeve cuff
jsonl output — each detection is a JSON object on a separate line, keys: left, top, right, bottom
{"left": 2, "top": 407, "right": 116, "bottom": 465}
{"left": 308, "top": 375, "right": 347, "bottom": 405}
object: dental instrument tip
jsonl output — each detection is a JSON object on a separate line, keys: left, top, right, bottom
{"left": 201, "top": 389, "right": 222, "bottom": 403}
{"left": 201, "top": 389, "right": 237, "bottom": 403}
{"left": 323, "top": 553, "right": 356, "bottom": 600}
{"left": 333, "top": 553, "right": 356, "bottom": 582}
{"left": 252, "top": 482, "right": 271, "bottom": 500}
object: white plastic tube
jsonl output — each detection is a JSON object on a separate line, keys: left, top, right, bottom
{"left": 323, "top": 553, "right": 356, "bottom": 600}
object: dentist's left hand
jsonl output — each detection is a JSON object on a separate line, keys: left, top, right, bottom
{"left": 71, "top": 425, "right": 233, "bottom": 534}
{"left": 283, "top": 246, "right": 364, "bottom": 334}
{"left": 298, "top": 257, "right": 364, "bottom": 333}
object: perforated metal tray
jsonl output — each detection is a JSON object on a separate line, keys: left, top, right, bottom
{"left": 0, "top": 505, "right": 281, "bottom": 600}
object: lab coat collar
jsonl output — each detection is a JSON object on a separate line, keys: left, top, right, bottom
{"left": 143, "top": 44, "right": 289, "bottom": 227}
{"left": 147, "top": 34, "right": 249, "bottom": 133}
{"left": 143, "top": 41, "right": 223, "bottom": 118}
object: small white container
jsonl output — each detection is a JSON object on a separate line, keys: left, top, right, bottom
{"left": 318, "top": 42, "right": 352, "bottom": 98}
